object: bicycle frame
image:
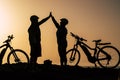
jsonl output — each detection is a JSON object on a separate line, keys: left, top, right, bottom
{"left": 0, "top": 35, "right": 21, "bottom": 64}
{"left": 67, "top": 32, "right": 120, "bottom": 68}
{"left": 71, "top": 34, "right": 111, "bottom": 63}
{"left": 0, "top": 41, "right": 14, "bottom": 52}
{"left": 0, "top": 35, "right": 29, "bottom": 64}
{"left": 73, "top": 40, "right": 95, "bottom": 55}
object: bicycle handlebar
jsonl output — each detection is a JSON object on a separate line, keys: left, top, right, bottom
{"left": 3, "top": 35, "right": 14, "bottom": 43}
{"left": 70, "top": 32, "right": 111, "bottom": 46}
{"left": 70, "top": 32, "right": 87, "bottom": 41}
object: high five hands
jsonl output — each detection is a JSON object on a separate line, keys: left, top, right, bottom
{"left": 50, "top": 12, "right": 52, "bottom": 17}
{"left": 49, "top": 12, "right": 53, "bottom": 18}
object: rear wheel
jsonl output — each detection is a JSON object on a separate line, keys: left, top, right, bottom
{"left": 97, "top": 46, "right": 120, "bottom": 68}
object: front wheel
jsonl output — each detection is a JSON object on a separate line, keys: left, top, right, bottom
{"left": 66, "top": 49, "right": 80, "bottom": 66}
{"left": 97, "top": 46, "right": 120, "bottom": 68}
{"left": 7, "top": 49, "right": 29, "bottom": 64}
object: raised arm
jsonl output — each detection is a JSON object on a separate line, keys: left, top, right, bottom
{"left": 51, "top": 14, "right": 59, "bottom": 29}
{"left": 38, "top": 13, "right": 51, "bottom": 25}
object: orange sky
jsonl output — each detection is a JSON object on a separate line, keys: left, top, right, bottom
{"left": 0, "top": 0, "right": 120, "bottom": 67}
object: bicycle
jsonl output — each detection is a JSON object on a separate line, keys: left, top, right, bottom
{"left": 0, "top": 35, "right": 29, "bottom": 65}
{"left": 66, "top": 32, "right": 120, "bottom": 68}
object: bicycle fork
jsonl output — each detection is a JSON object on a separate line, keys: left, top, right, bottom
{"left": 10, "top": 48, "right": 21, "bottom": 63}
{"left": 13, "top": 51, "right": 21, "bottom": 62}
{"left": 70, "top": 45, "right": 78, "bottom": 62}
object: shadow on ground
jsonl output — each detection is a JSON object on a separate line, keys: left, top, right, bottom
{"left": 0, "top": 63, "right": 119, "bottom": 80}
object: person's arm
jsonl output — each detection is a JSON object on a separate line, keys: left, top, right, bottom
{"left": 38, "top": 13, "right": 51, "bottom": 25}
{"left": 51, "top": 15, "right": 59, "bottom": 29}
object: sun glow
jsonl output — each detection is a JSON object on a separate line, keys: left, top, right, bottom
{"left": 0, "top": 4, "right": 13, "bottom": 42}
{"left": 0, "top": 0, "right": 120, "bottom": 67}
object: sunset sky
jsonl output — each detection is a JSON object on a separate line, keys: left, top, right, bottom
{"left": 0, "top": 0, "right": 120, "bottom": 67}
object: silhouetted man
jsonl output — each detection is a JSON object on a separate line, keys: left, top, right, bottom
{"left": 28, "top": 14, "right": 51, "bottom": 64}
{"left": 51, "top": 12, "right": 68, "bottom": 66}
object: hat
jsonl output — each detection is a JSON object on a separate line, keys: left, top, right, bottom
{"left": 30, "top": 15, "right": 39, "bottom": 21}
{"left": 60, "top": 18, "right": 68, "bottom": 24}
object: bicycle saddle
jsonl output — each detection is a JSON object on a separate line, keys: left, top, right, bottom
{"left": 92, "top": 39, "right": 101, "bottom": 43}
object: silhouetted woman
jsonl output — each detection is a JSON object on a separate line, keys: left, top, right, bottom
{"left": 28, "top": 14, "right": 51, "bottom": 64}
{"left": 51, "top": 13, "right": 68, "bottom": 66}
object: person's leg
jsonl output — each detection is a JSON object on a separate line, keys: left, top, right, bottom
{"left": 30, "top": 56, "right": 37, "bottom": 64}
{"left": 58, "top": 42, "right": 67, "bottom": 66}
{"left": 30, "top": 56, "right": 34, "bottom": 63}
{"left": 63, "top": 53, "right": 67, "bottom": 66}
{"left": 62, "top": 46, "right": 67, "bottom": 66}
{"left": 58, "top": 47, "right": 67, "bottom": 66}
{"left": 58, "top": 46, "right": 63, "bottom": 66}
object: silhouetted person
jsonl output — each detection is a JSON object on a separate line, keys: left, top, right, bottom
{"left": 50, "top": 12, "right": 68, "bottom": 66}
{"left": 28, "top": 14, "right": 51, "bottom": 64}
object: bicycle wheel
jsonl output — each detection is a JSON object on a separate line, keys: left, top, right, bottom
{"left": 97, "top": 46, "right": 120, "bottom": 68}
{"left": 66, "top": 49, "right": 80, "bottom": 66}
{"left": 7, "top": 49, "right": 29, "bottom": 64}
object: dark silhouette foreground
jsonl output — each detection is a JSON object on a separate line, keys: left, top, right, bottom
{"left": 28, "top": 14, "right": 51, "bottom": 64}
{"left": 0, "top": 63, "right": 119, "bottom": 80}
{"left": 51, "top": 12, "right": 68, "bottom": 66}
